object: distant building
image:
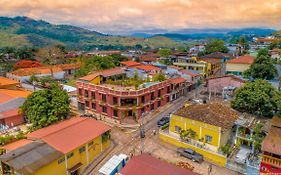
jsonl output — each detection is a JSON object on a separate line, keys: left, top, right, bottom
{"left": 119, "top": 154, "right": 199, "bottom": 175}
{"left": 270, "top": 48, "right": 280, "bottom": 61}
{"left": 200, "top": 52, "right": 234, "bottom": 62}
{"left": 226, "top": 55, "right": 255, "bottom": 75}
{"left": 260, "top": 116, "right": 281, "bottom": 174}
{"left": 0, "top": 117, "right": 111, "bottom": 175}
{"left": 0, "top": 88, "right": 31, "bottom": 127}
{"left": 206, "top": 75, "right": 245, "bottom": 94}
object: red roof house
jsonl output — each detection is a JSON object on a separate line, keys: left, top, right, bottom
{"left": 120, "top": 154, "right": 199, "bottom": 175}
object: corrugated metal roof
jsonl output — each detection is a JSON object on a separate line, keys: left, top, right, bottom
{"left": 0, "top": 141, "right": 63, "bottom": 174}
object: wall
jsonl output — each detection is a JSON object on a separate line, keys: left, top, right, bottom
{"left": 226, "top": 63, "right": 250, "bottom": 74}
{"left": 159, "top": 132, "right": 227, "bottom": 167}
{"left": 3, "top": 115, "right": 24, "bottom": 127}
{"left": 90, "top": 76, "right": 101, "bottom": 85}
{"left": 169, "top": 115, "right": 221, "bottom": 148}
{"left": 32, "top": 135, "right": 110, "bottom": 175}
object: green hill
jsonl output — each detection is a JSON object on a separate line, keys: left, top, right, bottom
{"left": 0, "top": 16, "right": 181, "bottom": 50}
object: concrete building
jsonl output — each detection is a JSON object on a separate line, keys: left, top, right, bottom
{"left": 226, "top": 56, "right": 255, "bottom": 75}
{"left": 0, "top": 117, "right": 111, "bottom": 175}
{"left": 76, "top": 67, "right": 190, "bottom": 123}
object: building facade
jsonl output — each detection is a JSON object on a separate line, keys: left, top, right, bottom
{"left": 0, "top": 117, "right": 111, "bottom": 175}
{"left": 226, "top": 56, "right": 254, "bottom": 75}
{"left": 260, "top": 116, "right": 281, "bottom": 174}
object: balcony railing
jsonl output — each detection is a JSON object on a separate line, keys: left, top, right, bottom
{"left": 262, "top": 155, "right": 281, "bottom": 168}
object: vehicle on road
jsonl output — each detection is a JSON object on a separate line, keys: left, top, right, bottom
{"left": 177, "top": 148, "right": 203, "bottom": 163}
{"left": 157, "top": 117, "right": 170, "bottom": 127}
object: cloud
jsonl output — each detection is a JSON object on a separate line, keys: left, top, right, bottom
{"left": 0, "top": 0, "right": 280, "bottom": 34}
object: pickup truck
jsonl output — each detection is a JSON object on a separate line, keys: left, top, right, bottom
{"left": 177, "top": 148, "right": 203, "bottom": 163}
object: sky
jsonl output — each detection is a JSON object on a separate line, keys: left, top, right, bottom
{"left": 0, "top": 0, "right": 281, "bottom": 35}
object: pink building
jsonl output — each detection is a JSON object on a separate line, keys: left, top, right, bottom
{"left": 206, "top": 75, "right": 245, "bottom": 94}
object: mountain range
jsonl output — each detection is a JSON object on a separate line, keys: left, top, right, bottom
{"left": 0, "top": 16, "right": 279, "bottom": 50}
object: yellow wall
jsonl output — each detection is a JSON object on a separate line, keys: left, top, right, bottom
{"left": 159, "top": 132, "right": 227, "bottom": 167}
{"left": 90, "top": 76, "right": 101, "bottom": 85}
{"left": 32, "top": 135, "right": 110, "bottom": 175}
{"left": 169, "top": 115, "right": 221, "bottom": 147}
{"left": 226, "top": 63, "right": 250, "bottom": 73}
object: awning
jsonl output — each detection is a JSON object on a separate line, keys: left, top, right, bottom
{"left": 68, "top": 162, "right": 83, "bottom": 173}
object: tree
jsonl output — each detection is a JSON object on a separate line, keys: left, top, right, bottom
{"left": 152, "top": 72, "right": 166, "bottom": 82}
{"left": 231, "top": 79, "right": 281, "bottom": 118}
{"left": 243, "top": 49, "right": 277, "bottom": 80}
{"left": 158, "top": 48, "right": 172, "bottom": 58}
{"left": 204, "top": 39, "right": 228, "bottom": 54}
{"left": 269, "top": 41, "right": 281, "bottom": 50}
{"left": 21, "top": 84, "right": 70, "bottom": 130}
{"left": 238, "top": 36, "right": 250, "bottom": 55}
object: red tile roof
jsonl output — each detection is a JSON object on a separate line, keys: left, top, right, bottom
{"left": 121, "top": 61, "right": 141, "bottom": 67}
{"left": 120, "top": 154, "right": 198, "bottom": 175}
{"left": 226, "top": 55, "right": 254, "bottom": 64}
{"left": 262, "top": 117, "right": 281, "bottom": 155}
{"left": 0, "top": 89, "right": 31, "bottom": 104}
{"left": 79, "top": 67, "right": 125, "bottom": 81}
{"left": 168, "top": 65, "right": 182, "bottom": 70}
{"left": 27, "top": 117, "right": 111, "bottom": 154}
{"left": 170, "top": 77, "right": 186, "bottom": 84}
{"left": 180, "top": 70, "right": 200, "bottom": 77}
{"left": 135, "top": 65, "right": 161, "bottom": 72}
{"left": 0, "top": 76, "right": 19, "bottom": 88}
{"left": 9, "top": 66, "right": 63, "bottom": 77}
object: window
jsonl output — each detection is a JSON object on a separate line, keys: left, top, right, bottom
{"left": 158, "top": 90, "right": 161, "bottom": 97}
{"left": 58, "top": 157, "right": 65, "bottom": 164}
{"left": 113, "top": 97, "right": 118, "bottom": 105}
{"left": 158, "top": 100, "right": 161, "bottom": 107}
{"left": 92, "top": 103, "right": 96, "bottom": 110}
{"left": 205, "top": 135, "right": 212, "bottom": 143}
{"left": 67, "top": 152, "right": 74, "bottom": 159}
{"left": 78, "top": 88, "right": 82, "bottom": 95}
{"left": 91, "top": 91, "right": 95, "bottom": 99}
{"left": 102, "top": 94, "right": 106, "bottom": 102}
{"left": 84, "top": 90, "right": 89, "bottom": 97}
{"left": 102, "top": 106, "right": 107, "bottom": 113}
{"left": 151, "top": 92, "right": 155, "bottom": 100}
{"left": 79, "top": 146, "right": 85, "bottom": 153}
{"left": 113, "top": 110, "right": 118, "bottom": 117}
{"left": 141, "top": 96, "right": 145, "bottom": 103}
{"left": 88, "top": 141, "right": 93, "bottom": 147}
{"left": 150, "top": 104, "right": 154, "bottom": 111}
{"left": 175, "top": 126, "right": 181, "bottom": 133}
{"left": 85, "top": 101, "right": 89, "bottom": 107}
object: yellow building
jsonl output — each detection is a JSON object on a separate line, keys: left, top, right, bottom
{"left": 226, "top": 55, "right": 254, "bottom": 75}
{"left": 159, "top": 102, "right": 239, "bottom": 166}
{"left": 0, "top": 117, "right": 111, "bottom": 175}
{"left": 173, "top": 57, "right": 218, "bottom": 77}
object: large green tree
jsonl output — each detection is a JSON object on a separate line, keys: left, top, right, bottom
{"left": 204, "top": 39, "right": 228, "bottom": 54}
{"left": 21, "top": 84, "right": 70, "bottom": 130}
{"left": 231, "top": 79, "right": 281, "bottom": 117}
{"left": 244, "top": 49, "right": 277, "bottom": 80}
{"left": 158, "top": 48, "right": 172, "bottom": 57}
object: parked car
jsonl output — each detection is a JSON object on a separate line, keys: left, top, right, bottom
{"left": 177, "top": 148, "right": 203, "bottom": 163}
{"left": 157, "top": 117, "right": 170, "bottom": 127}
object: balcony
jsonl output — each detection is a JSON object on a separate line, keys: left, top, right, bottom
{"left": 262, "top": 155, "right": 281, "bottom": 168}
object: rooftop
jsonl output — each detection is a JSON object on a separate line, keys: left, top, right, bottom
{"left": 262, "top": 117, "right": 281, "bottom": 155}
{"left": 0, "top": 141, "right": 63, "bottom": 175}
{"left": 0, "top": 108, "right": 20, "bottom": 119}
{"left": 226, "top": 55, "right": 254, "bottom": 64}
{"left": 180, "top": 70, "right": 200, "bottom": 77}
{"left": 174, "top": 102, "right": 239, "bottom": 132}
{"left": 79, "top": 67, "right": 125, "bottom": 81}
{"left": 0, "top": 76, "right": 19, "bottom": 88}
{"left": 120, "top": 154, "right": 198, "bottom": 175}
{"left": 0, "top": 89, "right": 31, "bottom": 104}
{"left": 2, "top": 139, "right": 33, "bottom": 151}
{"left": 134, "top": 65, "right": 161, "bottom": 72}
{"left": 170, "top": 77, "right": 186, "bottom": 84}
{"left": 206, "top": 75, "right": 246, "bottom": 83}
{"left": 9, "top": 66, "right": 63, "bottom": 77}
{"left": 201, "top": 52, "right": 233, "bottom": 59}
{"left": 27, "top": 117, "right": 111, "bottom": 154}
{"left": 121, "top": 61, "right": 141, "bottom": 67}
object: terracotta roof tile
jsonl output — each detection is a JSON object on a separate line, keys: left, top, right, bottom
{"left": 9, "top": 66, "right": 63, "bottom": 77}
{"left": 120, "top": 154, "right": 198, "bottom": 175}
{"left": 121, "top": 61, "right": 141, "bottom": 67}
{"left": 0, "top": 77, "right": 19, "bottom": 88}
{"left": 79, "top": 67, "right": 125, "bottom": 81}
{"left": 135, "top": 65, "right": 161, "bottom": 71}
{"left": 262, "top": 125, "right": 281, "bottom": 155}
{"left": 174, "top": 102, "right": 239, "bottom": 132}
{"left": 27, "top": 117, "right": 111, "bottom": 154}
{"left": 170, "top": 77, "right": 186, "bottom": 84}
{"left": 0, "top": 108, "right": 20, "bottom": 119}
{"left": 226, "top": 55, "right": 254, "bottom": 64}
{"left": 0, "top": 89, "right": 31, "bottom": 104}
{"left": 180, "top": 70, "right": 200, "bottom": 77}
